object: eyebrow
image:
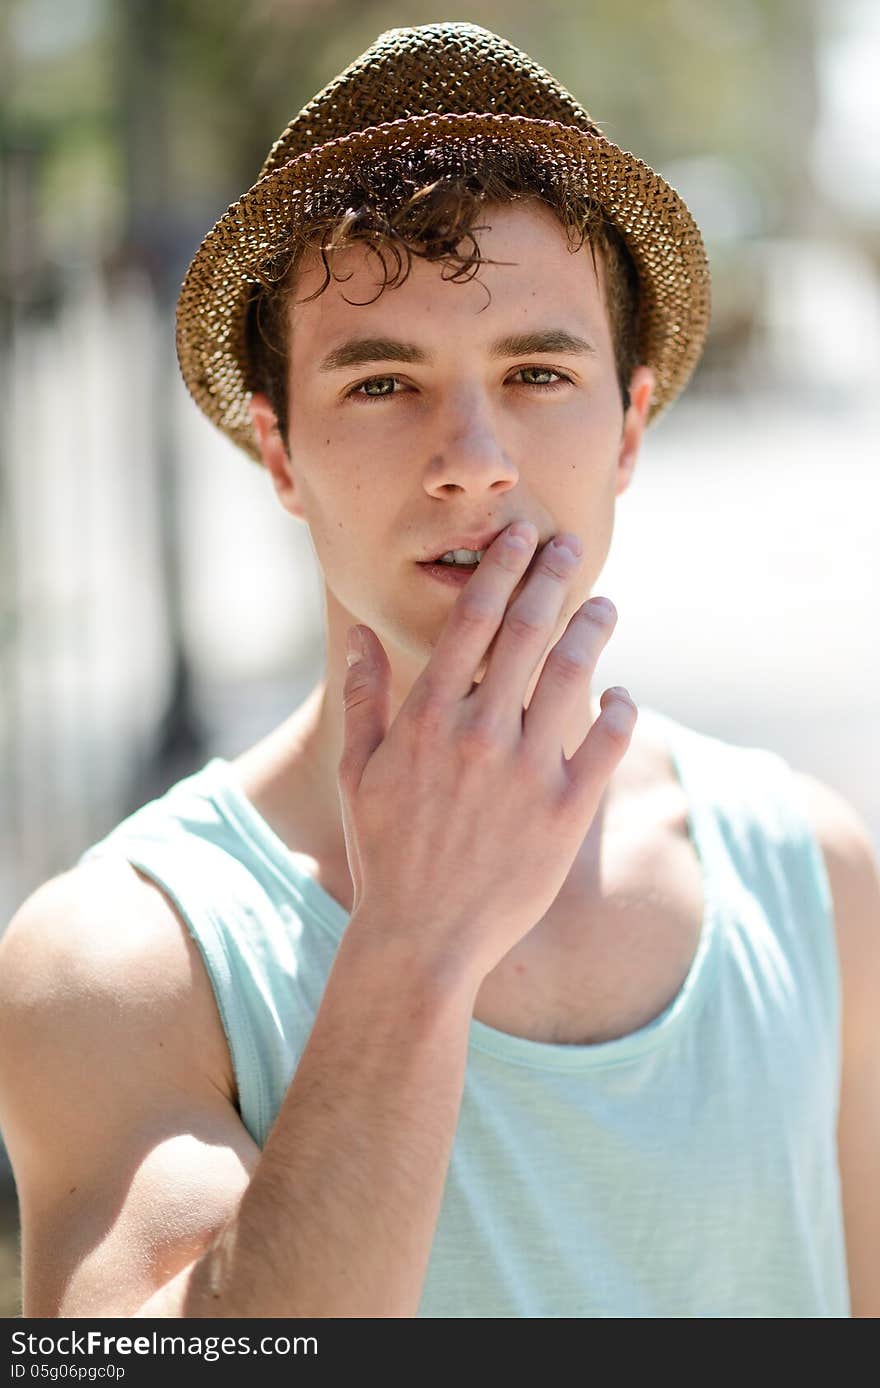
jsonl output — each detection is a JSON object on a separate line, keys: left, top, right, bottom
{"left": 317, "top": 329, "right": 598, "bottom": 373}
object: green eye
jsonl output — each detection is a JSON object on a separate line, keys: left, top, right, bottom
{"left": 517, "top": 367, "right": 562, "bottom": 385}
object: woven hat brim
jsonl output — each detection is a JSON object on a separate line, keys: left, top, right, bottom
{"left": 176, "top": 112, "right": 711, "bottom": 462}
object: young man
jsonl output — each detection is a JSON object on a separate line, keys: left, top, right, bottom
{"left": 1, "top": 23, "right": 878, "bottom": 1319}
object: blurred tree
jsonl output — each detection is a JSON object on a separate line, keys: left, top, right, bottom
{"left": 157, "top": 0, "right": 824, "bottom": 245}
{"left": 3, "top": 0, "right": 840, "bottom": 273}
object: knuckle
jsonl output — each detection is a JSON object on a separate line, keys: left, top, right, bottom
{"left": 493, "top": 545, "right": 528, "bottom": 574}
{"left": 456, "top": 592, "right": 498, "bottom": 632}
{"left": 600, "top": 703, "right": 636, "bottom": 746}
{"left": 407, "top": 680, "right": 447, "bottom": 736}
{"left": 505, "top": 605, "right": 544, "bottom": 642}
{"left": 343, "top": 661, "right": 372, "bottom": 690}
{"left": 412, "top": 695, "right": 447, "bottom": 738}
{"left": 460, "top": 710, "right": 505, "bottom": 757}
{"left": 540, "top": 551, "right": 577, "bottom": 583}
{"left": 516, "top": 737, "right": 554, "bottom": 788}
{"left": 549, "top": 646, "right": 588, "bottom": 685}
{"left": 558, "top": 777, "right": 599, "bottom": 828}
{"left": 341, "top": 679, "right": 371, "bottom": 713}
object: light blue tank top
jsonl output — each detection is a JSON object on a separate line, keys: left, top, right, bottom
{"left": 77, "top": 708, "right": 851, "bottom": 1317}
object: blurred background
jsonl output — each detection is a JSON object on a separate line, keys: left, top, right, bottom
{"left": 1, "top": 0, "right": 878, "bottom": 1317}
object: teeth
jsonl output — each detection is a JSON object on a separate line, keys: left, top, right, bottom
{"left": 438, "top": 548, "right": 485, "bottom": 564}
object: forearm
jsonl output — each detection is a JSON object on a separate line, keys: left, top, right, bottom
{"left": 134, "top": 918, "right": 478, "bottom": 1318}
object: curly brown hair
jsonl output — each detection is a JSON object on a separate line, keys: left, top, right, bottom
{"left": 245, "top": 145, "right": 641, "bottom": 450}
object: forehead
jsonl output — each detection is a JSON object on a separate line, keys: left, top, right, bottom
{"left": 287, "top": 200, "right": 613, "bottom": 358}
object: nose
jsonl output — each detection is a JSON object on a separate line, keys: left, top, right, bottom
{"left": 422, "top": 388, "right": 519, "bottom": 498}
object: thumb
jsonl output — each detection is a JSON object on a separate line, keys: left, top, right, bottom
{"left": 339, "top": 625, "right": 391, "bottom": 791}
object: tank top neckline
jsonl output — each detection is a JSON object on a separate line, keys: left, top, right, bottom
{"left": 202, "top": 706, "right": 724, "bottom": 1071}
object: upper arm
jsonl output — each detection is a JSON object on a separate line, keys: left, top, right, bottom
{"left": 0, "top": 859, "right": 261, "bottom": 1317}
{"left": 799, "top": 772, "right": 880, "bottom": 1319}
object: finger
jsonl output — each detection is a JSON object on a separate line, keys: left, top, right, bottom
{"left": 561, "top": 686, "right": 638, "bottom": 818}
{"left": 338, "top": 625, "right": 392, "bottom": 796}
{"left": 472, "top": 533, "right": 583, "bottom": 724}
{"left": 413, "top": 521, "right": 540, "bottom": 704}
{"left": 521, "top": 596, "right": 617, "bottom": 759}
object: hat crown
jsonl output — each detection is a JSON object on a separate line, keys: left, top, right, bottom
{"left": 176, "top": 23, "right": 711, "bottom": 461}
{"left": 259, "top": 22, "right": 599, "bottom": 180}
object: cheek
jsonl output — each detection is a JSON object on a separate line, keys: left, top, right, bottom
{"left": 298, "top": 405, "right": 404, "bottom": 485}
{"left": 556, "top": 426, "right": 621, "bottom": 511}
{"left": 551, "top": 390, "right": 621, "bottom": 459}
{"left": 288, "top": 422, "right": 361, "bottom": 518}
{"left": 290, "top": 448, "right": 388, "bottom": 578}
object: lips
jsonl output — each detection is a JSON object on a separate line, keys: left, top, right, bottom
{"left": 419, "top": 525, "right": 532, "bottom": 563}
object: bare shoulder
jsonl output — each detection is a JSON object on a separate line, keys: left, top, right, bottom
{"left": 0, "top": 857, "right": 257, "bottom": 1316}
{"left": 0, "top": 855, "right": 237, "bottom": 1112}
{"left": 795, "top": 775, "right": 880, "bottom": 1317}
{"left": 795, "top": 771, "right": 880, "bottom": 1050}
{"left": 796, "top": 770, "right": 879, "bottom": 917}
{"left": 797, "top": 770, "right": 878, "bottom": 864}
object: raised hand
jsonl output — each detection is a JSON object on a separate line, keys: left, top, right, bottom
{"left": 337, "top": 521, "right": 636, "bottom": 985}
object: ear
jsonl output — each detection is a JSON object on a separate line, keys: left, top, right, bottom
{"left": 248, "top": 392, "right": 305, "bottom": 520}
{"left": 615, "top": 365, "right": 656, "bottom": 497}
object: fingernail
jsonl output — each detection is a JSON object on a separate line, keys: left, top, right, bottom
{"left": 553, "top": 533, "right": 583, "bottom": 559}
{"left": 586, "top": 596, "right": 616, "bottom": 622}
{"left": 346, "top": 628, "right": 364, "bottom": 667}
{"left": 508, "top": 521, "right": 537, "bottom": 547}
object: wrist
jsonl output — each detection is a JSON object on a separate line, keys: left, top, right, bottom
{"left": 340, "top": 907, "right": 483, "bottom": 1015}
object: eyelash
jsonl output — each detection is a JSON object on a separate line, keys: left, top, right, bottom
{"left": 345, "top": 367, "right": 573, "bottom": 401}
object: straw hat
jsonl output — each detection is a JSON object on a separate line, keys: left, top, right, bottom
{"left": 176, "top": 22, "right": 711, "bottom": 463}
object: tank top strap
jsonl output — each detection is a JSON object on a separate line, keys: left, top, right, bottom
{"left": 648, "top": 708, "right": 839, "bottom": 1040}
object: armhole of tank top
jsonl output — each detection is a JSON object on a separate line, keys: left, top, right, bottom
{"left": 78, "top": 842, "right": 270, "bottom": 1147}
{"left": 692, "top": 735, "right": 842, "bottom": 1047}
{"left": 772, "top": 754, "right": 842, "bottom": 1040}
{"left": 650, "top": 711, "right": 839, "bottom": 1018}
